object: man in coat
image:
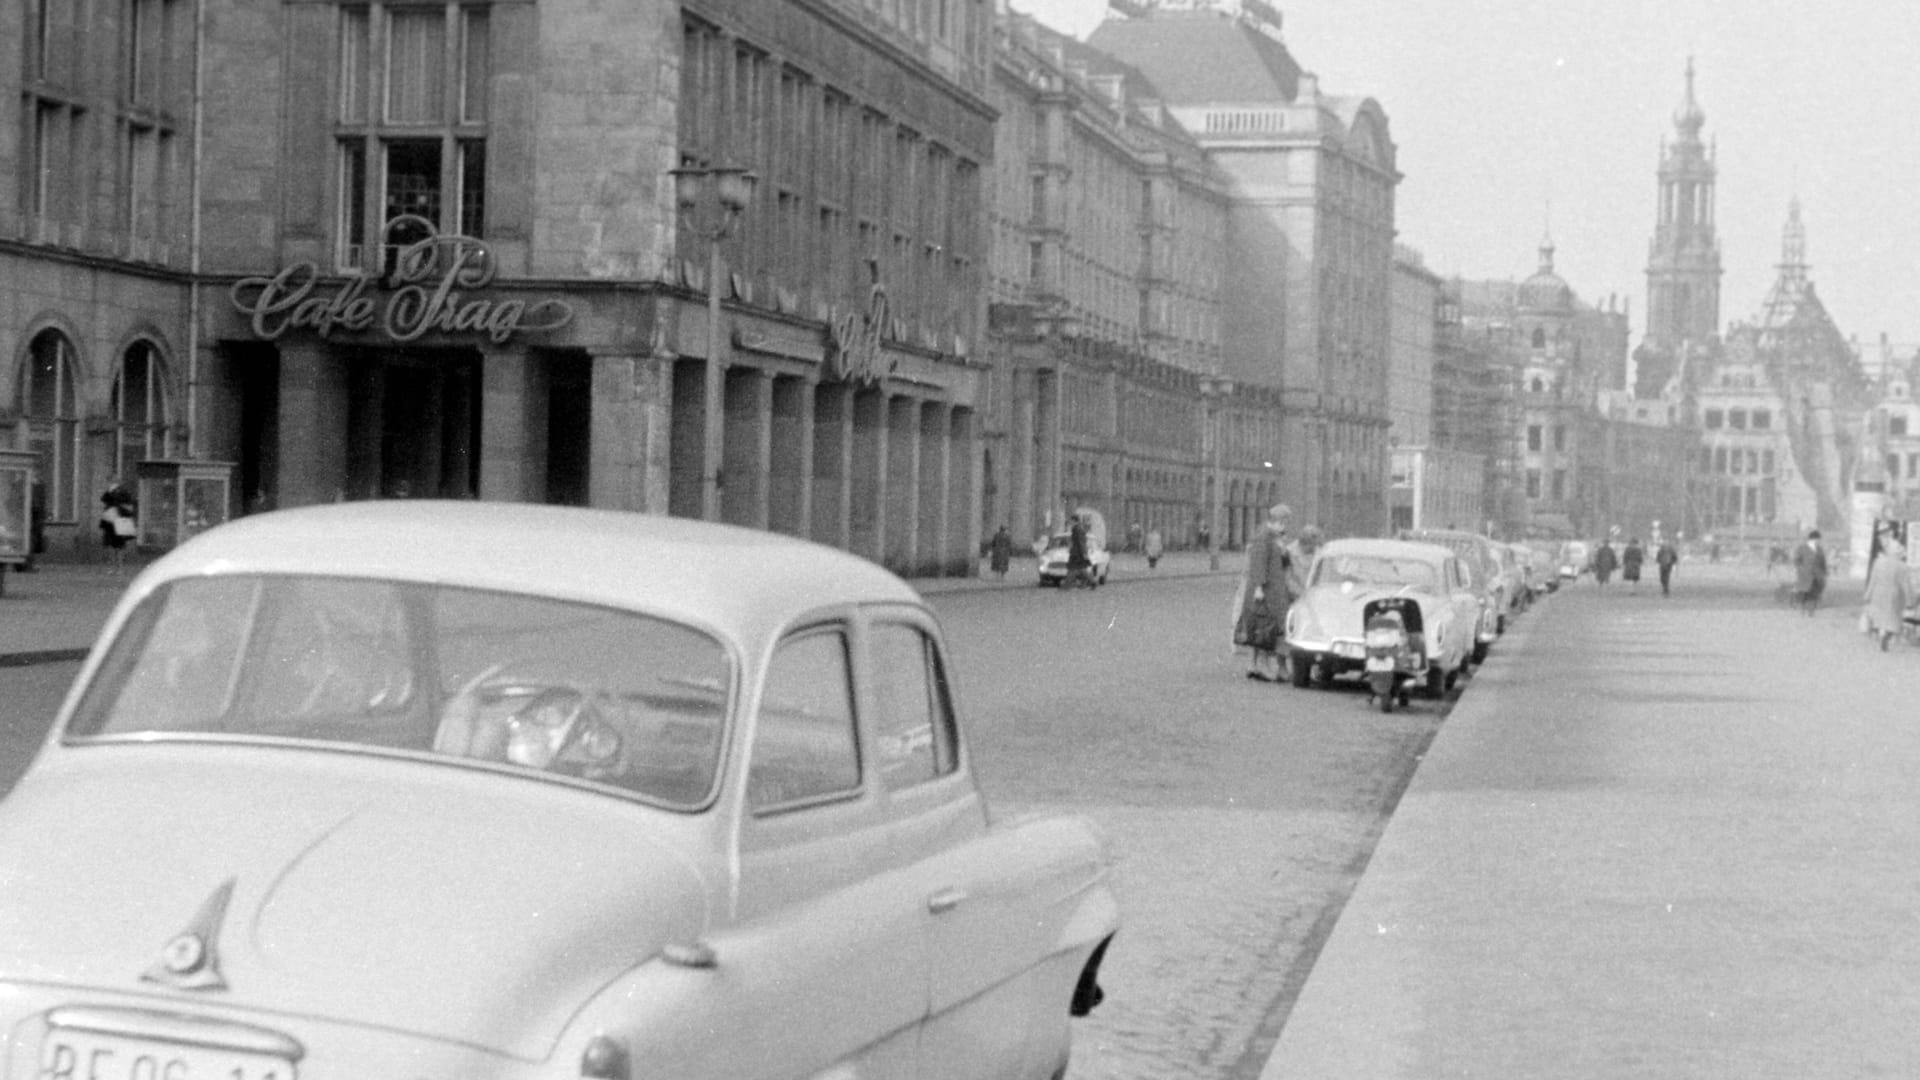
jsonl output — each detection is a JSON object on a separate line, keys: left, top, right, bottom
{"left": 1655, "top": 537, "right": 1680, "bottom": 596}
{"left": 988, "top": 525, "right": 1013, "bottom": 580}
{"left": 1793, "top": 529, "right": 1829, "bottom": 616}
{"left": 1592, "top": 538, "right": 1618, "bottom": 587}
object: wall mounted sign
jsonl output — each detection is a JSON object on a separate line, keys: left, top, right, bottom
{"left": 823, "top": 278, "right": 897, "bottom": 385}
{"left": 229, "top": 220, "right": 573, "bottom": 345}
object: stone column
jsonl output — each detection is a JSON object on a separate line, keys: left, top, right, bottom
{"left": 1009, "top": 367, "right": 1036, "bottom": 543}
{"left": 1035, "top": 367, "right": 1062, "bottom": 532}
{"left": 480, "top": 346, "right": 545, "bottom": 504}
{"left": 849, "top": 387, "right": 887, "bottom": 562}
{"left": 811, "top": 382, "right": 852, "bottom": 548}
{"left": 722, "top": 366, "right": 771, "bottom": 529}
{"left": 587, "top": 349, "right": 644, "bottom": 511}
{"left": 918, "top": 400, "right": 949, "bottom": 577}
{"left": 769, "top": 375, "right": 813, "bottom": 536}
{"left": 886, "top": 394, "right": 920, "bottom": 573}
{"left": 955, "top": 406, "right": 982, "bottom": 577}
{"left": 276, "top": 341, "right": 348, "bottom": 507}
{"left": 633, "top": 353, "right": 674, "bottom": 514}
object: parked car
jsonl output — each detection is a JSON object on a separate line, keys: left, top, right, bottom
{"left": 0, "top": 502, "right": 1118, "bottom": 1080}
{"left": 1559, "top": 539, "right": 1592, "bottom": 580}
{"left": 1398, "top": 527, "right": 1509, "bottom": 660}
{"left": 1038, "top": 508, "right": 1112, "bottom": 587}
{"left": 1283, "top": 537, "right": 1483, "bottom": 697}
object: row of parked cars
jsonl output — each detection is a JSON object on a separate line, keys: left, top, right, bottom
{"left": 1282, "top": 527, "right": 1553, "bottom": 711}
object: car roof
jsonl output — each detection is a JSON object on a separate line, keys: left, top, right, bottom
{"left": 131, "top": 501, "right": 921, "bottom": 644}
{"left": 1315, "top": 537, "right": 1454, "bottom": 564}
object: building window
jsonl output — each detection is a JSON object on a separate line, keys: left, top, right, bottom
{"left": 1527, "top": 425, "right": 1542, "bottom": 451}
{"left": 112, "top": 341, "right": 173, "bottom": 484}
{"left": 1705, "top": 409, "right": 1723, "bottom": 429}
{"left": 1752, "top": 409, "right": 1770, "bottom": 430}
{"left": 1729, "top": 409, "right": 1747, "bottom": 430}
{"left": 22, "top": 329, "right": 82, "bottom": 523}
{"left": 1551, "top": 469, "right": 1566, "bottom": 501}
{"left": 1525, "top": 469, "right": 1541, "bottom": 498}
{"left": 1531, "top": 327, "right": 1545, "bottom": 349}
{"left": 1892, "top": 415, "right": 1910, "bottom": 437}
{"left": 336, "top": 4, "right": 490, "bottom": 270}
{"left": 1553, "top": 426, "right": 1566, "bottom": 451}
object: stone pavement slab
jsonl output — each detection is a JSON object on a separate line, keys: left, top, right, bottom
{"left": 1259, "top": 563, "right": 1916, "bottom": 1078}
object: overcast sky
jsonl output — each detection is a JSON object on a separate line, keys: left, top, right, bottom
{"left": 1012, "top": 0, "right": 1920, "bottom": 351}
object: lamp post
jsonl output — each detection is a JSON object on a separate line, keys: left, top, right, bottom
{"left": 671, "top": 165, "right": 757, "bottom": 522}
{"left": 1200, "top": 375, "right": 1234, "bottom": 571}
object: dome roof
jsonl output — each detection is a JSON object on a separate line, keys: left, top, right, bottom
{"left": 1518, "top": 238, "right": 1572, "bottom": 312}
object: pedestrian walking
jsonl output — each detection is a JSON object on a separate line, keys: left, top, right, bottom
{"left": 1144, "top": 527, "right": 1164, "bottom": 570}
{"left": 1592, "top": 538, "right": 1618, "bottom": 587}
{"left": 1793, "top": 529, "right": 1828, "bottom": 616}
{"left": 1621, "top": 538, "right": 1645, "bottom": 592}
{"left": 1234, "top": 504, "right": 1293, "bottom": 682}
{"left": 1861, "top": 537, "right": 1910, "bottom": 650}
{"left": 988, "top": 524, "right": 1013, "bottom": 580}
{"left": 1065, "top": 512, "right": 1092, "bottom": 589}
{"left": 98, "top": 479, "right": 138, "bottom": 574}
{"left": 1655, "top": 536, "right": 1680, "bottom": 596}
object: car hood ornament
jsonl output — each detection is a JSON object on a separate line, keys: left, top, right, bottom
{"left": 142, "top": 877, "right": 236, "bottom": 991}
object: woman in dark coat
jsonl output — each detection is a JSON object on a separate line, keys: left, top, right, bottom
{"left": 1620, "top": 538, "right": 1645, "bottom": 591}
{"left": 1234, "top": 504, "right": 1293, "bottom": 681}
{"left": 988, "top": 525, "right": 1013, "bottom": 579}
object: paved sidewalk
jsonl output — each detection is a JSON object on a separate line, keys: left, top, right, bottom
{"left": 0, "top": 548, "right": 1232, "bottom": 664}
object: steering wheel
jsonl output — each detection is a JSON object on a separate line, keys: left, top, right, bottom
{"left": 434, "top": 667, "right": 621, "bottom": 778}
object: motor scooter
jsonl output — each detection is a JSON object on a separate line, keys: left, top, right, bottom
{"left": 1362, "top": 596, "right": 1425, "bottom": 713}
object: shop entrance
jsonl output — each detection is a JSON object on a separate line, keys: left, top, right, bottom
{"left": 348, "top": 349, "right": 480, "bottom": 500}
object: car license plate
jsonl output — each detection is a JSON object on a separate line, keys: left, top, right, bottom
{"left": 1364, "top": 656, "right": 1396, "bottom": 672}
{"left": 1333, "top": 642, "right": 1364, "bottom": 660}
{"left": 40, "top": 1027, "right": 298, "bottom": 1080}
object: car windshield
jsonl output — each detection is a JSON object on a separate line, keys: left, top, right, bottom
{"left": 65, "top": 575, "right": 731, "bottom": 809}
{"left": 1311, "top": 555, "right": 1437, "bottom": 590}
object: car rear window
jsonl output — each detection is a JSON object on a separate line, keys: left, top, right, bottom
{"left": 65, "top": 575, "right": 731, "bottom": 809}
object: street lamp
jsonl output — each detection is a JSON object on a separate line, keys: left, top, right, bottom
{"left": 1199, "top": 375, "right": 1234, "bottom": 571}
{"left": 671, "top": 164, "right": 757, "bottom": 521}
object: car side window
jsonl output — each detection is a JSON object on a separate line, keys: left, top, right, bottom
{"left": 749, "top": 627, "right": 862, "bottom": 813}
{"left": 866, "top": 622, "right": 959, "bottom": 791}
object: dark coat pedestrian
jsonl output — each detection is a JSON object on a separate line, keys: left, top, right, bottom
{"left": 1793, "top": 530, "right": 1829, "bottom": 615}
{"left": 1066, "top": 516, "right": 1091, "bottom": 587}
{"left": 1592, "top": 540, "right": 1618, "bottom": 585}
{"left": 1621, "top": 539, "right": 1645, "bottom": 586}
{"left": 988, "top": 525, "right": 1013, "bottom": 579}
{"left": 1655, "top": 538, "right": 1679, "bottom": 596}
{"left": 1234, "top": 504, "right": 1294, "bottom": 680}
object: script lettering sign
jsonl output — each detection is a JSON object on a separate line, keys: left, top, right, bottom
{"left": 230, "top": 227, "right": 572, "bottom": 345}
{"left": 823, "top": 281, "right": 897, "bottom": 385}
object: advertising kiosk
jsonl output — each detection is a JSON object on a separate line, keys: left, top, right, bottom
{"left": 136, "top": 460, "right": 235, "bottom": 553}
{"left": 0, "top": 450, "right": 36, "bottom": 595}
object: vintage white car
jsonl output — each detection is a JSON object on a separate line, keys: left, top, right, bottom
{"left": 1036, "top": 509, "right": 1111, "bottom": 587}
{"left": 1283, "top": 537, "right": 1482, "bottom": 696}
{"left": 0, "top": 502, "right": 1117, "bottom": 1080}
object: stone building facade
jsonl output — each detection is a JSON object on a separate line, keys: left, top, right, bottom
{"left": 5, "top": 0, "right": 996, "bottom": 576}
{"left": 1088, "top": 6, "right": 1399, "bottom": 539}
{"left": 983, "top": 12, "right": 1248, "bottom": 551}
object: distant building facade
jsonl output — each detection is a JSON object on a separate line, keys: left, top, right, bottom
{"left": 1088, "top": 5, "right": 1399, "bottom": 538}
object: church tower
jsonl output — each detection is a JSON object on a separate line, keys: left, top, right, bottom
{"left": 1639, "top": 59, "right": 1723, "bottom": 396}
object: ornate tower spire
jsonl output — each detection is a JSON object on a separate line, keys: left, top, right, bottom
{"left": 1779, "top": 195, "right": 1808, "bottom": 285}
{"left": 1644, "top": 57, "right": 1723, "bottom": 356}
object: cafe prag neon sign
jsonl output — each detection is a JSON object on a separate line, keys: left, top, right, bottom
{"left": 229, "top": 219, "right": 572, "bottom": 344}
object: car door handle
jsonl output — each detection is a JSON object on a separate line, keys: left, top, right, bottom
{"left": 927, "top": 887, "right": 967, "bottom": 914}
